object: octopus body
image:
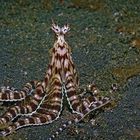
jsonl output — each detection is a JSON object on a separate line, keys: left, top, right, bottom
{"left": 0, "top": 23, "right": 111, "bottom": 139}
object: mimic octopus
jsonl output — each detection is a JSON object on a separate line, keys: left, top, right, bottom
{"left": 0, "top": 23, "right": 115, "bottom": 139}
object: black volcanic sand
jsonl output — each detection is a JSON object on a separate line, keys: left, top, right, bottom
{"left": 0, "top": 0, "right": 140, "bottom": 140}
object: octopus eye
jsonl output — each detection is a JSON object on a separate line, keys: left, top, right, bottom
{"left": 55, "top": 28, "right": 59, "bottom": 32}
{"left": 63, "top": 28, "right": 67, "bottom": 32}
{"left": 62, "top": 27, "right": 69, "bottom": 34}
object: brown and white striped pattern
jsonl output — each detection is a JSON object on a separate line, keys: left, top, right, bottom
{"left": 0, "top": 81, "right": 39, "bottom": 101}
{"left": 0, "top": 23, "right": 111, "bottom": 139}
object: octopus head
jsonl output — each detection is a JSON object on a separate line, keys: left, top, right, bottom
{"left": 51, "top": 22, "right": 70, "bottom": 46}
